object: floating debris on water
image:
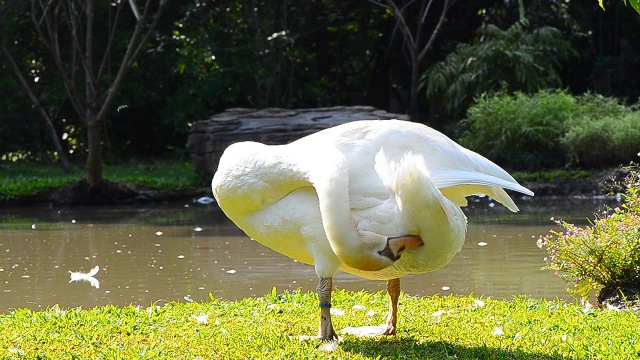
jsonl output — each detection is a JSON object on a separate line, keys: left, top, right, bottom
{"left": 69, "top": 266, "right": 100, "bottom": 289}
{"left": 196, "top": 197, "right": 215, "bottom": 205}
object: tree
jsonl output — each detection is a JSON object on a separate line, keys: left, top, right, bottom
{"left": 0, "top": 0, "right": 70, "bottom": 172}
{"left": 30, "top": 0, "right": 169, "bottom": 189}
{"left": 371, "top": 0, "right": 456, "bottom": 120}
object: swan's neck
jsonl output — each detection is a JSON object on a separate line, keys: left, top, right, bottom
{"left": 304, "top": 147, "right": 396, "bottom": 271}
{"left": 212, "top": 141, "right": 395, "bottom": 271}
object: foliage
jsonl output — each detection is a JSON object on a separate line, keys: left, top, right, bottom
{"left": 102, "top": 159, "right": 206, "bottom": 190}
{"left": 1, "top": 291, "right": 640, "bottom": 358}
{"left": 459, "top": 89, "right": 576, "bottom": 169}
{"left": 539, "top": 168, "right": 640, "bottom": 300}
{"left": 561, "top": 97, "right": 640, "bottom": 167}
{"left": 0, "top": 159, "right": 205, "bottom": 200}
{"left": 155, "top": 0, "right": 389, "bottom": 139}
{"left": 511, "top": 169, "right": 591, "bottom": 183}
{"left": 421, "top": 19, "right": 575, "bottom": 116}
{"left": 599, "top": 0, "right": 640, "bottom": 14}
{"left": 459, "top": 90, "right": 640, "bottom": 170}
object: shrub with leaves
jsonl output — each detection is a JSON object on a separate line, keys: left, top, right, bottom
{"left": 538, "top": 168, "right": 640, "bottom": 301}
{"left": 561, "top": 96, "right": 640, "bottom": 167}
{"left": 460, "top": 90, "right": 640, "bottom": 170}
{"left": 459, "top": 89, "right": 575, "bottom": 169}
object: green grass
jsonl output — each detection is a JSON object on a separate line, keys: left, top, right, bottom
{"left": 0, "top": 159, "right": 206, "bottom": 200}
{"left": 2, "top": 290, "right": 639, "bottom": 359}
{"left": 511, "top": 169, "right": 592, "bottom": 183}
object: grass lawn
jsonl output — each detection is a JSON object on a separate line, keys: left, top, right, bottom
{"left": 1, "top": 290, "right": 639, "bottom": 359}
{"left": 0, "top": 159, "right": 207, "bottom": 201}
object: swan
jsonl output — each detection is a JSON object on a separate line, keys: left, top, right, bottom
{"left": 212, "top": 119, "right": 533, "bottom": 341}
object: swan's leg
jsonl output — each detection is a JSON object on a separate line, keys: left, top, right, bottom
{"left": 383, "top": 278, "right": 400, "bottom": 335}
{"left": 317, "top": 277, "right": 338, "bottom": 341}
{"left": 340, "top": 278, "right": 401, "bottom": 337}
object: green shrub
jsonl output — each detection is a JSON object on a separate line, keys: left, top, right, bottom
{"left": 459, "top": 89, "right": 575, "bottom": 169}
{"left": 538, "top": 168, "right": 640, "bottom": 300}
{"left": 562, "top": 100, "right": 640, "bottom": 167}
{"left": 460, "top": 90, "right": 640, "bottom": 170}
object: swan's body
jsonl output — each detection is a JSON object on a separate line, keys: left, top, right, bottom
{"left": 212, "top": 119, "right": 533, "bottom": 341}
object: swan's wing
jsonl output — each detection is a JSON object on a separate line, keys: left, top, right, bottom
{"left": 301, "top": 119, "right": 533, "bottom": 211}
{"left": 431, "top": 169, "right": 532, "bottom": 212}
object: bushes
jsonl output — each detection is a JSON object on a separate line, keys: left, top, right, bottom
{"left": 563, "top": 110, "right": 640, "bottom": 168}
{"left": 459, "top": 90, "right": 575, "bottom": 169}
{"left": 459, "top": 90, "right": 640, "bottom": 169}
{"left": 538, "top": 168, "right": 640, "bottom": 304}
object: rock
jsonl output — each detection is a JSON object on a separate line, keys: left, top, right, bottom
{"left": 186, "top": 106, "right": 409, "bottom": 179}
{"left": 598, "top": 284, "right": 640, "bottom": 311}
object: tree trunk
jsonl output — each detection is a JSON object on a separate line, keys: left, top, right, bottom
{"left": 409, "top": 59, "right": 422, "bottom": 121}
{"left": 86, "top": 114, "right": 103, "bottom": 185}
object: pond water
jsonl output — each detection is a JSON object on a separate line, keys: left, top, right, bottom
{"left": 0, "top": 197, "right": 617, "bottom": 313}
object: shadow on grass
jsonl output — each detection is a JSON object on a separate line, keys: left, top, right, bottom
{"left": 339, "top": 337, "right": 573, "bottom": 360}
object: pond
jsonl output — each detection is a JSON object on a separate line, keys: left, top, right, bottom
{"left": 0, "top": 197, "right": 618, "bottom": 313}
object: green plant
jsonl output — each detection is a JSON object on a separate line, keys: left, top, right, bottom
{"left": 459, "top": 89, "right": 575, "bottom": 169}
{"left": 421, "top": 19, "right": 574, "bottom": 116}
{"left": 538, "top": 168, "right": 640, "bottom": 300}
{"left": 561, "top": 95, "right": 640, "bottom": 167}
{"left": 598, "top": 0, "right": 640, "bottom": 14}
{"left": 511, "top": 169, "right": 590, "bottom": 183}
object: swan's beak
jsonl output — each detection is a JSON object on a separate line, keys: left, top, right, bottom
{"left": 378, "top": 235, "right": 423, "bottom": 261}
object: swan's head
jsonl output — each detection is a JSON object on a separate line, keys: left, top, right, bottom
{"left": 212, "top": 141, "right": 269, "bottom": 212}
{"left": 336, "top": 231, "right": 423, "bottom": 271}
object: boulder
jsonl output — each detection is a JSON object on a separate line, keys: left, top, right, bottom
{"left": 187, "top": 106, "right": 409, "bottom": 179}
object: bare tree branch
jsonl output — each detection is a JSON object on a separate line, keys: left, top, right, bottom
{"left": 418, "top": 0, "right": 454, "bottom": 61}
{"left": 97, "top": 4, "right": 122, "bottom": 81}
{"left": 385, "top": 0, "right": 416, "bottom": 55}
{"left": 371, "top": 0, "right": 456, "bottom": 119}
{"left": 61, "top": 0, "right": 100, "bottom": 99}
{"left": 421, "top": 0, "right": 434, "bottom": 24}
{"left": 0, "top": 6, "right": 71, "bottom": 172}
{"left": 97, "top": 0, "right": 168, "bottom": 122}
{"left": 128, "top": 0, "right": 142, "bottom": 21}
{"left": 31, "top": 0, "right": 86, "bottom": 117}
{"left": 85, "top": 0, "right": 95, "bottom": 109}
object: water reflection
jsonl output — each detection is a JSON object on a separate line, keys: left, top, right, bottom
{"left": 0, "top": 197, "right": 618, "bottom": 313}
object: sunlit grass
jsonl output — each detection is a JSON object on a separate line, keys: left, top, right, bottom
{"left": 0, "top": 159, "right": 206, "bottom": 200}
{"left": 1, "top": 290, "right": 639, "bottom": 359}
{"left": 102, "top": 159, "right": 206, "bottom": 190}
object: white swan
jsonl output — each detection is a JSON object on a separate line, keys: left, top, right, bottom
{"left": 212, "top": 119, "right": 533, "bottom": 341}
